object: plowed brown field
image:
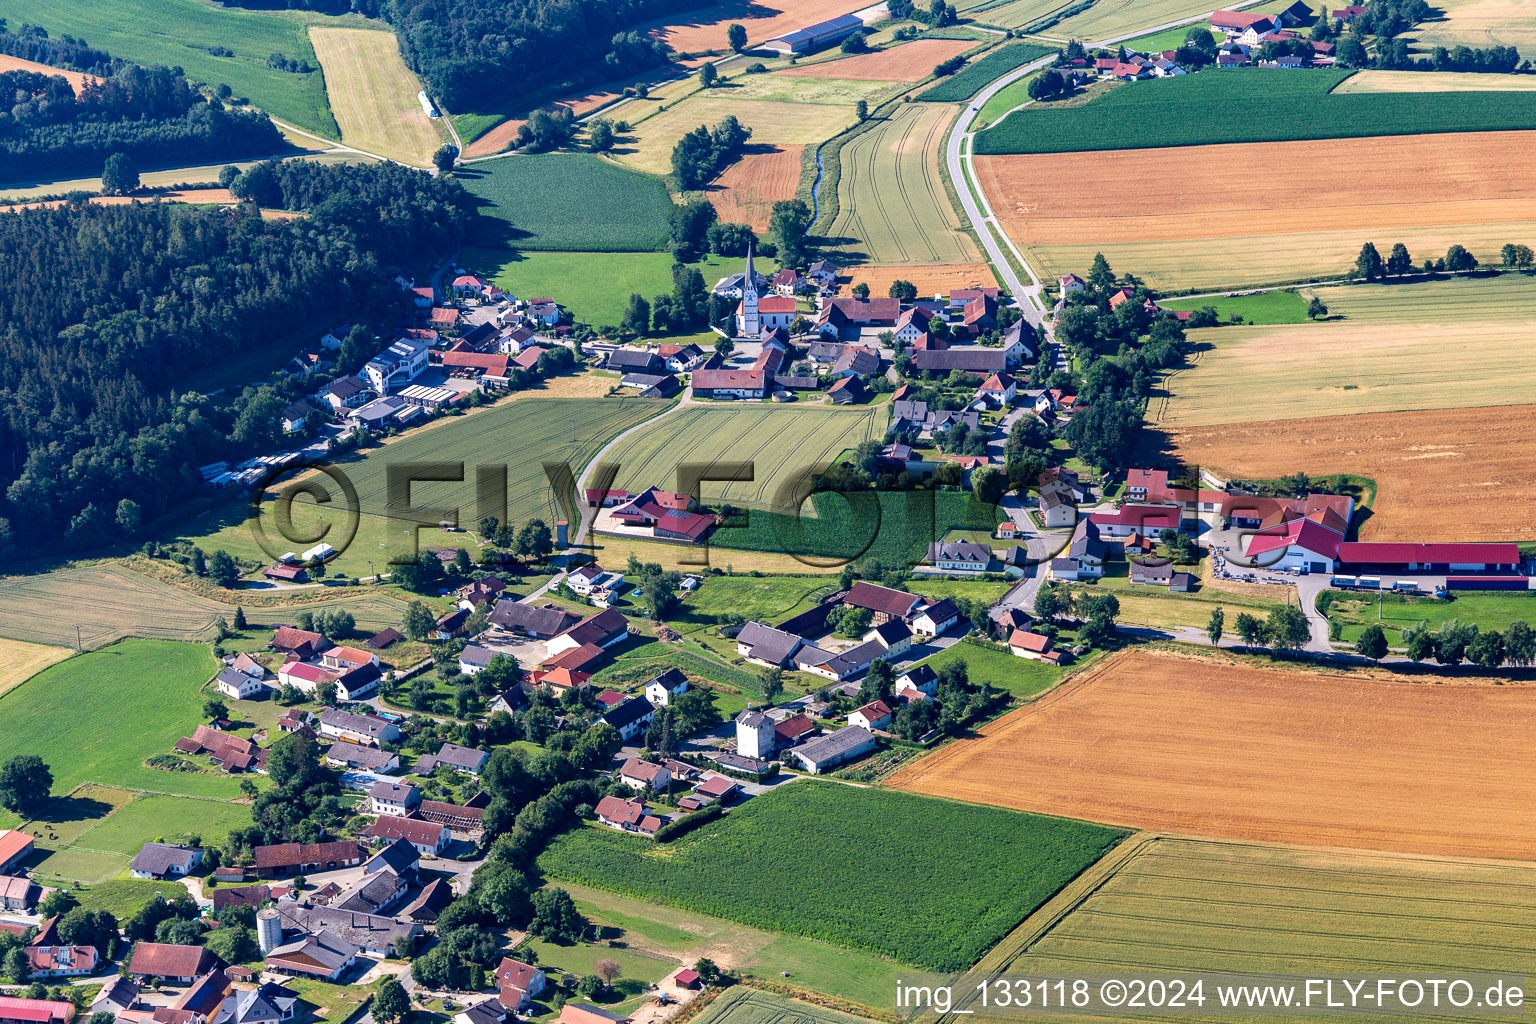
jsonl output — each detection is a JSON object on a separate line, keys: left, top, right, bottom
{"left": 842, "top": 262, "right": 996, "bottom": 296}
{"left": 1165, "top": 403, "right": 1536, "bottom": 542}
{"left": 976, "top": 132, "right": 1536, "bottom": 244}
{"left": 891, "top": 650, "right": 1536, "bottom": 858}
{"left": 779, "top": 39, "right": 976, "bottom": 81}
{"left": 706, "top": 145, "right": 802, "bottom": 230}
{"left": 0, "top": 54, "right": 97, "bottom": 93}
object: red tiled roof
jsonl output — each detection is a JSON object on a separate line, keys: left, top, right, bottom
{"left": 270, "top": 626, "right": 324, "bottom": 651}
{"left": 693, "top": 369, "right": 766, "bottom": 391}
{"left": 1088, "top": 504, "right": 1182, "bottom": 530}
{"left": 1008, "top": 629, "right": 1052, "bottom": 652}
{"left": 369, "top": 815, "right": 446, "bottom": 847}
{"left": 594, "top": 796, "right": 646, "bottom": 826}
{"left": 1337, "top": 542, "right": 1520, "bottom": 566}
{"left": 843, "top": 581, "right": 920, "bottom": 619}
{"left": 128, "top": 943, "right": 214, "bottom": 979}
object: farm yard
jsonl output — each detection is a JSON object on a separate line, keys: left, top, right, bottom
{"left": 975, "top": 70, "right": 1536, "bottom": 154}
{"left": 891, "top": 650, "right": 1536, "bottom": 858}
{"left": 968, "top": 834, "right": 1536, "bottom": 1023}
{"left": 537, "top": 781, "right": 1126, "bottom": 971}
{"left": 825, "top": 104, "right": 980, "bottom": 266}
{"left": 1165, "top": 402, "right": 1536, "bottom": 543}
{"left": 188, "top": 395, "right": 668, "bottom": 577}
{"left": 458, "top": 155, "right": 674, "bottom": 251}
{"left": 616, "top": 95, "right": 858, "bottom": 177}
{"left": 0, "top": 0, "right": 341, "bottom": 135}
{"left": 308, "top": 27, "right": 445, "bottom": 165}
{"left": 704, "top": 145, "right": 803, "bottom": 231}
{"left": 0, "top": 639, "right": 247, "bottom": 812}
{"left": 1154, "top": 277, "right": 1536, "bottom": 428}
{"left": 596, "top": 404, "right": 881, "bottom": 511}
{"left": 780, "top": 39, "right": 978, "bottom": 82}
{"left": 979, "top": 131, "right": 1536, "bottom": 290}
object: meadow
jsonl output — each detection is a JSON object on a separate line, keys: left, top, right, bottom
{"left": 0, "top": 639, "right": 246, "bottom": 809}
{"left": 597, "top": 405, "right": 882, "bottom": 511}
{"left": 975, "top": 69, "right": 1536, "bottom": 153}
{"left": 968, "top": 834, "right": 1536, "bottom": 1023}
{"left": 892, "top": 649, "right": 1536, "bottom": 858}
{"left": 617, "top": 95, "right": 857, "bottom": 177}
{"left": 0, "top": 0, "right": 342, "bottom": 135}
{"left": 825, "top": 104, "right": 981, "bottom": 266}
{"left": 459, "top": 155, "right": 673, "bottom": 251}
{"left": 910, "top": 637, "right": 1070, "bottom": 698}
{"left": 1156, "top": 289, "right": 1307, "bottom": 324}
{"left": 467, "top": 249, "right": 765, "bottom": 327}
{"left": 309, "top": 27, "right": 444, "bottom": 165}
{"left": 916, "top": 44, "right": 1052, "bottom": 102}
{"left": 184, "top": 395, "right": 667, "bottom": 577}
{"left": 538, "top": 781, "right": 1126, "bottom": 971}
{"left": 1321, "top": 590, "right": 1536, "bottom": 644}
{"left": 1154, "top": 274, "right": 1536, "bottom": 427}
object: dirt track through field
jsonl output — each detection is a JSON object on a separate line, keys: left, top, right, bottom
{"left": 1164, "top": 402, "right": 1536, "bottom": 542}
{"left": 891, "top": 650, "right": 1536, "bottom": 858}
{"left": 976, "top": 131, "right": 1536, "bottom": 245}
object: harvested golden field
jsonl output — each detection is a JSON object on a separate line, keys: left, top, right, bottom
{"left": 0, "top": 638, "right": 72, "bottom": 698}
{"left": 637, "top": 0, "right": 867, "bottom": 56}
{"left": 309, "top": 27, "right": 445, "bottom": 165}
{"left": 706, "top": 145, "right": 802, "bottom": 230}
{"left": 0, "top": 54, "right": 97, "bottom": 92}
{"left": 1336, "top": 69, "right": 1536, "bottom": 92}
{"left": 841, "top": 262, "right": 996, "bottom": 297}
{"left": 1167, "top": 403, "right": 1536, "bottom": 542}
{"left": 779, "top": 39, "right": 976, "bottom": 81}
{"left": 891, "top": 650, "right": 1536, "bottom": 858}
{"left": 1408, "top": 0, "right": 1536, "bottom": 54}
{"left": 979, "top": 132, "right": 1536, "bottom": 243}
{"left": 618, "top": 96, "right": 855, "bottom": 176}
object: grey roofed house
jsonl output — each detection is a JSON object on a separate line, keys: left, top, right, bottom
{"left": 131, "top": 843, "right": 201, "bottom": 878}
{"left": 347, "top": 394, "right": 409, "bottom": 428}
{"left": 419, "top": 742, "right": 488, "bottom": 775}
{"left": 318, "top": 708, "right": 397, "bottom": 743}
{"left": 924, "top": 408, "right": 980, "bottom": 433}
{"left": 459, "top": 645, "right": 497, "bottom": 669}
{"left": 735, "top": 621, "right": 804, "bottom": 666}
{"left": 822, "top": 639, "right": 886, "bottom": 680}
{"left": 606, "top": 348, "right": 661, "bottom": 372}
{"left": 332, "top": 869, "right": 404, "bottom": 915}
{"left": 832, "top": 347, "right": 880, "bottom": 377}
{"left": 929, "top": 540, "right": 993, "bottom": 568}
{"left": 267, "top": 929, "right": 357, "bottom": 976}
{"left": 866, "top": 619, "right": 910, "bottom": 648}
{"left": 1131, "top": 560, "right": 1174, "bottom": 584}
{"left": 1000, "top": 320, "right": 1037, "bottom": 359}
{"left": 90, "top": 976, "right": 141, "bottom": 1016}
{"left": 805, "top": 340, "right": 846, "bottom": 363}
{"left": 891, "top": 399, "right": 928, "bottom": 427}
{"left": 276, "top": 903, "right": 422, "bottom": 956}
{"left": 402, "top": 877, "right": 453, "bottom": 922}
{"left": 459, "top": 999, "right": 509, "bottom": 1024}
{"left": 324, "top": 742, "right": 397, "bottom": 772}
{"left": 911, "top": 348, "right": 1008, "bottom": 374}
{"left": 209, "top": 983, "right": 299, "bottom": 1024}
{"left": 1006, "top": 546, "right": 1034, "bottom": 567}
{"left": 791, "top": 644, "right": 835, "bottom": 672}
{"left": 489, "top": 600, "right": 581, "bottom": 637}
{"left": 1069, "top": 518, "right": 1106, "bottom": 559}
{"left": 791, "top": 726, "right": 876, "bottom": 773}
{"left": 489, "top": 686, "right": 530, "bottom": 715}
{"left": 363, "top": 837, "right": 419, "bottom": 877}
{"left": 599, "top": 695, "right": 655, "bottom": 731}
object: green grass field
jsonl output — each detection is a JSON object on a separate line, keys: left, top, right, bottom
{"left": 538, "top": 781, "right": 1126, "bottom": 970}
{"left": 0, "top": 0, "right": 342, "bottom": 135}
{"left": 1123, "top": 22, "right": 1220, "bottom": 53}
{"left": 0, "top": 640, "right": 246, "bottom": 811}
{"left": 916, "top": 43, "right": 1052, "bottom": 102}
{"left": 466, "top": 249, "right": 771, "bottom": 328}
{"left": 597, "top": 405, "right": 883, "bottom": 511}
{"left": 967, "top": 834, "right": 1536, "bottom": 1023}
{"left": 690, "top": 989, "right": 878, "bottom": 1024}
{"left": 1310, "top": 271, "right": 1536, "bottom": 322}
{"left": 181, "top": 396, "right": 668, "bottom": 577}
{"left": 73, "top": 879, "right": 189, "bottom": 917}
{"left": 559, "top": 883, "right": 901, "bottom": 1008}
{"left": 1321, "top": 590, "right": 1536, "bottom": 644}
{"left": 971, "top": 71, "right": 1042, "bottom": 130}
{"left": 459, "top": 155, "right": 674, "bottom": 251}
{"left": 906, "top": 577, "right": 1014, "bottom": 605}
{"left": 79, "top": 795, "right": 253, "bottom": 855}
{"left": 976, "top": 69, "right": 1536, "bottom": 154}
{"left": 913, "top": 637, "right": 1071, "bottom": 697}
{"left": 826, "top": 103, "right": 980, "bottom": 265}
{"left": 1157, "top": 289, "right": 1309, "bottom": 325}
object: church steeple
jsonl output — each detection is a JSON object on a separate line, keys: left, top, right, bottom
{"left": 738, "top": 240, "right": 761, "bottom": 337}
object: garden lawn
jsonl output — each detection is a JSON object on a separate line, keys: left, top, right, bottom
{"left": 0, "top": 0, "right": 340, "bottom": 135}
{"left": 1158, "top": 289, "right": 1309, "bottom": 325}
{"left": 976, "top": 69, "right": 1536, "bottom": 153}
{"left": 906, "top": 577, "right": 1014, "bottom": 605}
{"left": 72, "top": 879, "right": 188, "bottom": 917}
{"left": 915, "top": 638, "right": 1069, "bottom": 698}
{"left": 458, "top": 154, "right": 673, "bottom": 251}
{"left": 537, "top": 781, "right": 1126, "bottom": 970}
{"left": 0, "top": 639, "right": 245, "bottom": 799}
{"left": 80, "top": 796, "right": 253, "bottom": 855}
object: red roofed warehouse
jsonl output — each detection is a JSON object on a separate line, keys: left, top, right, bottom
{"left": 1337, "top": 543, "right": 1521, "bottom": 573}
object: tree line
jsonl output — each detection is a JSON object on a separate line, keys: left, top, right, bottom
{"left": 0, "top": 162, "right": 473, "bottom": 558}
{"left": 0, "top": 61, "right": 281, "bottom": 182}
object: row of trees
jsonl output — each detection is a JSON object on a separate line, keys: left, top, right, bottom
{"left": 1353, "top": 240, "right": 1526, "bottom": 280}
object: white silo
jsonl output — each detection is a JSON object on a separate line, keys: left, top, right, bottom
{"left": 257, "top": 906, "right": 283, "bottom": 954}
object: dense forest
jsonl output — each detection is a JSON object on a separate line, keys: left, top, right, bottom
{"left": 211, "top": 0, "right": 703, "bottom": 112}
{"left": 0, "top": 21, "right": 122, "bottom": 76}
{"left": 0, "top": 163, "right": 475, "bottom": 557}
{"left": 0, "top": 26, "right": 281, "bottom": 183}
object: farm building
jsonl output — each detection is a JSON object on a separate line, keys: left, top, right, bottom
{"left": 1336, "top": 543, "right": 1522, "bottom": 574}
{"left": 790, "top": 726, "right": 876, "bottom": 774}
{"left": 762, "top": 13, "right": 865, "bottom": 54}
